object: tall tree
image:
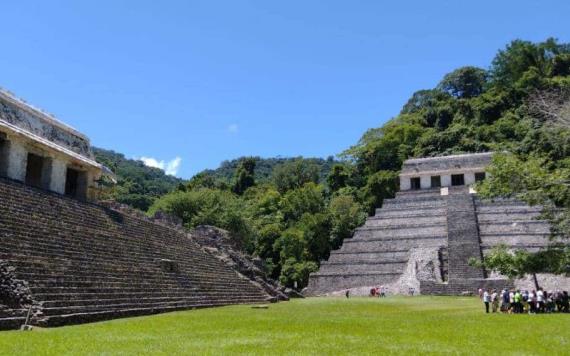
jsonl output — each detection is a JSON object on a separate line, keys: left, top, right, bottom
{"left": 438, "top": 66, "right": 488, "bottom": 98}
{"left": 233, "top": 157, "right": 256, "bottom": 195}
{"left": 272, "top": 159, "right": 320, "bottom": 193}
{"left": 327, "top": 164, "right": 350, "bottom": 192}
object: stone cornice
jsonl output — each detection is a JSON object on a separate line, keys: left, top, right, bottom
{"left": 399, "top": 166, "right": 487, "bottom": 177}
{"left": 0, "top": 119, "right": 101, "bottom": 169}
{"left": 0, "top": 88, "right": 88, "bottom": 141}
{"left": 403, "top": 152, "right": 494, "bottom": 165}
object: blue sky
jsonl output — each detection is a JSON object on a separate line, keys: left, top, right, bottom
{"left": 1, "top": 1, "right": 568, "bottom": 178}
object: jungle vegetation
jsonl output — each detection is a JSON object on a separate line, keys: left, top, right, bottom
{"left": 100, "top": 38, "right": 570, "bottom": 289}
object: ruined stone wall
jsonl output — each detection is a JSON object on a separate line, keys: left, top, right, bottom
{"left": 401, "top": 152, "right": 493, "bottom": 175}
{"left": 0, "top": 92, "right": 92, "bottom": 158}
{"left": 399, "top": 153, "right": 492, "bottom": 191}
{"left": 0, "top": 177, "right": 271, "bottom": 329}
{"left": 0, "top": 91, "right": 103, "bottom": 202}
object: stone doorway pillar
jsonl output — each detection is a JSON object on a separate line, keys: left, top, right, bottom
{"left": 6, "top": 140, "right": 27, "bottom": 182}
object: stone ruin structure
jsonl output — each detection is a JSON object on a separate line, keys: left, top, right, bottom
{"left": 0, "top": 90, "right": 274, "bottom": 330}
{"left": 306, "top": 152, "right": 570, "bottom": 296}
{"left": 0, "top": 89, "right": 108, "bottom": 202}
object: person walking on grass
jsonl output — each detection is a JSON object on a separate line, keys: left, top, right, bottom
{"left": 529, "top": 290, "right": 537, "bottom": 314}
{"left": 483, "top": 289, "right": 490, "bottom": 313}
{"left": 562, "top": 291, "right": 569, "bottom": 313}
{"left": 522, "top": 290, "right": 529, "bottom": 313}
{"left": 514, "top": 290, "right": 522, "bottom": 314}
{"left": 491, "top": 289, "right": 499, "bottom": 313}
{"left": 537, "top": 288, "right": 545, "bottom": 313}
{"left": 509, "top": 290, "right": 515, "bottom": 313}
{"left": 501, "top": 289, "right": 510, "bottom": 313}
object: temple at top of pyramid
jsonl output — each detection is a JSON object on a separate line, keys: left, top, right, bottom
{"left": 305, "top": 152, "right": 570, "bottom": 296}
{"left": 0, "top": 89, "right": 112, "bottom": 201}
{"left": 399, "top": 152, "right": 492, "bottom": 191}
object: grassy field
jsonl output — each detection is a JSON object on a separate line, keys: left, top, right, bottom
{"left": 0, "top": 297, "right": 568, "bottom": 355}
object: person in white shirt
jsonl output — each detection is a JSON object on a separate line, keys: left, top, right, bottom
{"left": 483, "top": 290, "right": 490, "bottom": 313}
{"left": 537, "top": 289, "right": 545, "bottom": 313}
{"left": 529, "top": 290, "right": 536, "bottom": 313}
{"left": 491, "top": 290, "right": 499, "bottom": 313}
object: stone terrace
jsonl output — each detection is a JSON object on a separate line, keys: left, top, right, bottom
{"left": 0, "top": 177, "right": 271, "bottom": 329}
{"left": 306, "top": 188, "right": 449, "bottom": 295}
{"left": 306, "top": 187, "right": 561, "bottom": 296}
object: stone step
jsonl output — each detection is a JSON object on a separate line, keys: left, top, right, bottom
{"left": 476, "top": 211, "right": 542, "bottom": 222}
{"left": 0, "top": 227, "right": 209, "bottom": 260}
{"left": 29, "top": 285, "right": 244, "bottom": 295}
{"left": 480, "top": 244, "right": 548, "bottom": 253}
{"left": 355, "top": 225, "right": 446, "bottom": 237}
{"left": 27, "top": 275, "right": 259, "bottom": 288}
{"left": 479, "top": 234, "right": 552, "bottom": 247}
{"left": 365, "top": 216, "right": 446, "bottom": 227}
{"left": 381, "top": 199, "right": 447, "bottom": 210}
{"left": 373, "top": 208, "right": 447, "bottom": 218}
{"left": 350, "top": 229, "right": 447, "bottom": 240}
{"left": 10, "top": 266, "right": 246, "bottom": 285}
{"left": 478, "top": 221, "right": 550, "bottom": 235}
{"left": 40, "top": 296, "right": 266, "bottom": 316}
{"left": 26, "top": 275, "right": 245, "bottom": 287}
{"left": 384, "top": 195, "right": 447, "bottom": 203}
{"left": 340, "top": 236, "right": 446, "bottom": 253}
{"left": 474, "top": 200, "right": 541, "bottom": 210}
{"left": 0, "top": 245, "right": 202, "bottom": 266}
{"left": 327, "top": 251, "right": 409, "bottom": 263}
{"left": 40, "top": 293, "right": 265, "bottom": 308}
{"left": 318, "top": 261, "right": 406, "bottom": 274}
{"left": 395, "top": 188, "right": 443, "bottom": 198}
{"left": 38, "top": 299, "right": 264, "bottom": 327}
{"left": 4, "top": 255, "right": 235, "bottom": 276}
{"left": 32, "top": 289, "right": 266, "bottom": 302}
{"left": 13, "top": 272, "right": 245, "bottom": 284}
{"left": 0, "top": 249, "right": 224, "bottom": 274}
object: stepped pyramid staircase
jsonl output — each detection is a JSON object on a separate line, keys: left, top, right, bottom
{"left": 0, "top": 177, "right": 271, "bottom": 330}
{"left": 307, "top": 187, "right": 552, "bottom": 296}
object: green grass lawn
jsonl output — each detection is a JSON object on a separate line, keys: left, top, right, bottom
{"left": 0, "top": 297, "right": 568, "bottom": 355}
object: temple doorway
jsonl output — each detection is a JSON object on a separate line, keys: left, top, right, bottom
{"left": 25, "top": 153, "right": 51, "bottom": 189}
{"left": 0, "top": 133, "right": 8, "bottom": 177}
{"left": 65, "top": 167, "right": 88, "bottom": 200}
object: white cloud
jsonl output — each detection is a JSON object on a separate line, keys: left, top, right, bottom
{"left": 140, "top": 156, "right": 182, "bottom": 176}
{"left": 165, "top": 157, "right": 182, "bottom": 176}
{"left": 227, "top": 123, "right": 239, "bottom": 134}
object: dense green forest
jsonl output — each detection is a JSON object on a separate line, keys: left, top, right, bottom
{"left": 103, "top": 38, "right": 570, "bottom": 288}
{"left": 201, "top": 156, "right": 337, "bottom": 184}
{"left": 93, "top": 148, "right": 184, "bottom": 211}
{"left": 93, "top": 150, "right": 337, "bottom": 211}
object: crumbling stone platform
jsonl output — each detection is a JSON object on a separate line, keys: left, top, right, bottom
{"left": 306, "top": 153, "right": 570, "bottom": 296}
{"left": 0, "top": 177, "right": 272, "bottom": 329}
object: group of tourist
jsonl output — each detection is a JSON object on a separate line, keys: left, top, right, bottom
{"left": 480, "top": 288, "right": 570, "bottom": 314}
{"left": 368, "top": 286, "right": 415, "bottom": 297}
{"left": 369, "top": 286, "right": 388, "bottom": 297}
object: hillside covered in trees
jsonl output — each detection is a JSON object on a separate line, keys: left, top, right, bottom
{"left": 93, "top": 150, "right": 337, "bottom": 211}
{"left": 93, "top": 148, "right": 184, "bottom": 211}
{"left": 103, "top": 38, "right": 570, "bottom": 289}
{"left": 201, "top": 156, "right": 337, "bottom": 184}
